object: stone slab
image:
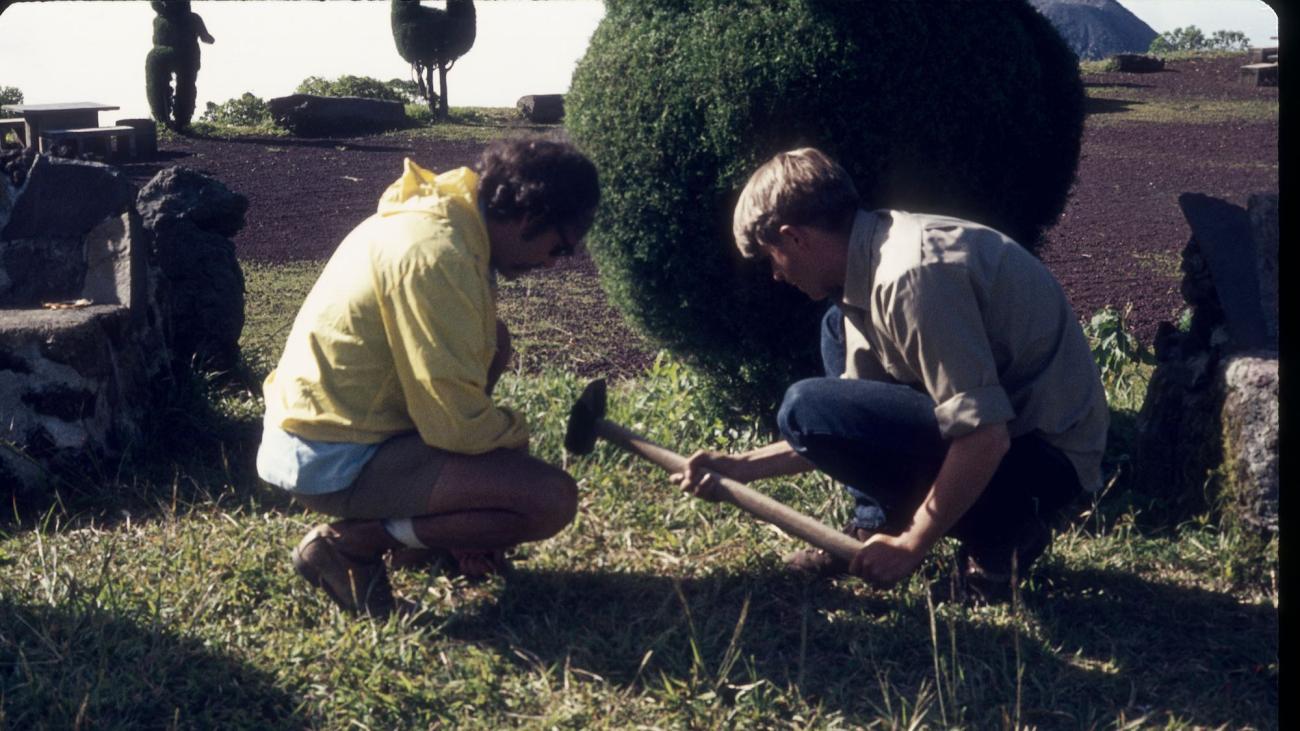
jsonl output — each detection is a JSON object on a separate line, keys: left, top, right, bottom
{"left": 0, "top": 156, "right": 136, "bottom": 240}
{"left": 1177, "top": 193, "right": 1269, "bottom": 351}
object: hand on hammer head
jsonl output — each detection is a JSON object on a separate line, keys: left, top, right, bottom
{"left": 671, "top": 450, "right": 747, "bottom": 503}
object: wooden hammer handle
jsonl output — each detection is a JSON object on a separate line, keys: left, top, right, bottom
{"left": 594, "top": 419, "right": 864, "bottom": 562}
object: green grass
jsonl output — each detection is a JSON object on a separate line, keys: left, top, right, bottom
{"left": 160, "top": 106, "right": 557, "bottom": 144}
{"left": 0, "top": 263, "right": 1278, "bottom": 729}
{"left": 1083, "top": 88, "right": 1279, "bottom": 125}
{"left": 391, "top": 106, "right": 562, "bottom": 144}
{"left": 240, "top": 260, "right": 326, "bottom": 377}
{"left": 1078, "top": 51, "right": 1279, "bottom": 126}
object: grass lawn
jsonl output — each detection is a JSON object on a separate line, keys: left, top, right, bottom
{"left": 0, "top": 258, "right": 1278, "bottom": 729}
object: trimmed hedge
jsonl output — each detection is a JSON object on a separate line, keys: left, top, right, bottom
{"left": 145, "top": 0, "right": 210, "bottom": 129}
{"left": 567, "top": 0, "right": 1085, "bottom": 413}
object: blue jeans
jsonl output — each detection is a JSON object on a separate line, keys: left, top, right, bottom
{"left": 777, "top": 306, "right": 1081, "bottom": 569}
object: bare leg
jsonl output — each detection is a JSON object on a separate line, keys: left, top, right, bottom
{"left": 322, "top": 434, "right": 577, "bottom": 564}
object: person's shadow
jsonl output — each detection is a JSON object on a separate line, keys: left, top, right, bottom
{"left": 0, "top": 598, "right": 307, "bottom": 728}
{"left": 409, "top": 562, "right": 1275, "bottom": 727}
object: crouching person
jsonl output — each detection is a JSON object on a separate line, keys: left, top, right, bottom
{"left": 258, "top": 138, "right": 600, "bottom": 616}
{"left": 675, "top": 148, "right": 1107, "bottom": 602}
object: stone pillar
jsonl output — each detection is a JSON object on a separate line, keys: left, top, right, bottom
{"left": 1219, "top": 355, "right": 1278, "bottom": 533}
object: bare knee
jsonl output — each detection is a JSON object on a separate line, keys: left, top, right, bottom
{"left": 523, "top": 469, "right": 578, "bottom": 541}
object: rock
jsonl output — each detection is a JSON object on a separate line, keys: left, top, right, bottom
{"left": 0, "top": 169, "right": 15, "bottom": 234}
{"left": 0, "top": 156, "right": 135, "bottom": 240}
{"left": 1179, "top": 193, "right": 1269, "bottom": 351}
{"left": 1112, "top": 53, "right": 1165, "bottom": 73}
{"left": 1134, "top": 355, "right": 1224, "bottom": 516}
{"left": 0, "top": 305, "right": 168, "bottom": 495}
{"left": 137, "top": 166, "right": 247, "bottom": 371}
{"left": 516, "top": 94, "right": 565, "bottom": 124}
{"left": 1029, "top": 0, "right": 1158, "bottom": 61}
{"left": 1248, "top": 194, "right": 1278, "bottom": 348}
{"left": 1218, "top": 354, "right": 1278, "bottom": 532}
{"left": 0, "top": 237, "right": 87, "bottom": 306}
{"left": 137, "top": 166, "right": 247, "bottom": 238}
{"left": 267, "top": 94, "right": 408, "bottom": 137}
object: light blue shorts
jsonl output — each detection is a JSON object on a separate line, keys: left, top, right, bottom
{"left": 256, "top": 416, "right": 381, "bottom": 495}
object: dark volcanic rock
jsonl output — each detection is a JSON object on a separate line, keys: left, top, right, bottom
{"left": 137, "top": 166, "right": 248, "bottom": 238}
{"left": 268, "top": 94, "right": 408, "bottom": 137}
{"left": 517, "top": 94, "right": 565, "bottom": 124}
{"left": 1113, "top": 53, "right": 1166, "bottom": 73}
{"left": 1030, "top": 0, "right": 1158, "bottom": 60}
{"left": 0, "top": 156, "right": 135, "bottom": 240}
{"left": 137, "top": 167, "right": 248, "bottom": 371}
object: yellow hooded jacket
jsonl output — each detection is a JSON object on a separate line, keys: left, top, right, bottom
{"left": 262, "top": 159, "right": 528, "bottom": 454}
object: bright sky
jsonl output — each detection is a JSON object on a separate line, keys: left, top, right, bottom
{"left": 0, "top": 1, "right": 605, "bottom": 120}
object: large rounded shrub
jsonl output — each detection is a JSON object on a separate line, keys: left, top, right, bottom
{"left": 567, "top": 0, "right": 1084, "bottom": 413}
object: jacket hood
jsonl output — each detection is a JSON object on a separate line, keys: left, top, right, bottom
{"left": 377, "top": 158, "right": 479, "bottom": 216}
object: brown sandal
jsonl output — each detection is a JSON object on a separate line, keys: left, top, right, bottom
{"left": 292, "top": 524, "right": 396, "bottom": 617}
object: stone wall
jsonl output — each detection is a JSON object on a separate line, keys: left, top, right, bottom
{"left": 1135, "top": 193, "right": 1278, "bottom": 533}
{"left": 1, "top": 154, "right": 169, "bottom": 494}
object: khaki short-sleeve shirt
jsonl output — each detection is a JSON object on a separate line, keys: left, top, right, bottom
{"left": 839, "top": 210, "right": 1108, "bottom": 491}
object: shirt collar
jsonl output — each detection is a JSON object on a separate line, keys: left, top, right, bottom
{"left": 841, "top": 209, "right": 882, "bottom": 310}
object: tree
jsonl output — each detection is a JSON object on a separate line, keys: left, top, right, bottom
{"left": 390, "top": 0, "right": 476, "bottom": 120}
{"left": 144, "top": 0, "right": 215, "bottom": 130}
{"left": 567, "top": 0, "right": 1085, "bottom": 413}
{"left": 1150, "top": 25, "right": 1251, "bottom": 54}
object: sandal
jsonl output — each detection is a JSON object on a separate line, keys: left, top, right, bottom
{"left": 292, "top": 524, "right": 395, "bottom": 617}
{"left": 450, "top": 548, "right": 513, "bottom": 581}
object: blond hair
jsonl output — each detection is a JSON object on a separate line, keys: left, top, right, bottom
{"left": 732, "top": 148, "right": 861, "bottom": 258}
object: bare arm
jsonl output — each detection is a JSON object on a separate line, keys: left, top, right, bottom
{"left": 672, "top": 440, "right": 815, "bottom": 500}
{"left": 849, "top": 421, "right": 1010, "bottom": 586}
{"left": 191, "top": 13, "right": 215, "bottom": 44}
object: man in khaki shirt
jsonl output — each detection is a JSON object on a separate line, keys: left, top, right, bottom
{"left": 675, "top": 148, "right": 1107, "bottom": 602}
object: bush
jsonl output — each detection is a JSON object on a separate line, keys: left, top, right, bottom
{"left": 200, "top": 92, "right": 272, "bottom": 127}
{"left": 1150, "top": 26, "right": 1251, "bottom": 54}
{"left": 294, "top": 75, "right": 417, "bottom": 104}
{"left": 567, "top": 0, "right": 1085, "bottom": 413}
{"left": 0, "top": 86, "right": 22, "bottom": 106}
{"left": 1083, "top": 305, "right": 1152, "bottom": 407}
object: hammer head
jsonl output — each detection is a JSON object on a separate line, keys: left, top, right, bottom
{"left": 564, "top": 378, "right": 607, "bottom": 455}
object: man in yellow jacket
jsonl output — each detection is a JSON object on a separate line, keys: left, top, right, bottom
{"left": 257, "top": 138, "right": 600, "bottom": 616}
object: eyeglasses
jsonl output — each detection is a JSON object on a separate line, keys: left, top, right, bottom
{"left": 551, "top": 227, "right": 577, "bottom": 258}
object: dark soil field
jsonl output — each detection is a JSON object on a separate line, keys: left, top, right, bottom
{"left": 119, "top": 54, "right": 1278, "bottom": 378}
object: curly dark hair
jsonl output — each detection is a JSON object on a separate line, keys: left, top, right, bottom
{"left": 476, "top": 137, "right": 600, "bottom": 238}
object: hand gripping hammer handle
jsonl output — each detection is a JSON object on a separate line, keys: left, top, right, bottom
{"left": 594, "top": 419, "right": 863, "bottom": 562}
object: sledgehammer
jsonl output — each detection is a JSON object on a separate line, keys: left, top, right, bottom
{"left": 564, "top": 379, "right": 862, "bottom": 562}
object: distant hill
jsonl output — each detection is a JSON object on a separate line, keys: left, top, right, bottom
{"left": 1030, "top": 0, "right": 1159, "bottom": 60}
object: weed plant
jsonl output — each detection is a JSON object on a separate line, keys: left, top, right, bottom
{"left": 0, "top": 266, "right": 1278, "bottom": 727}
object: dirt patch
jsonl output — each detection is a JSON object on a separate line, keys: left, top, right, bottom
{"left": 118, "top": 54, "right": 1277, "bottom": 378}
